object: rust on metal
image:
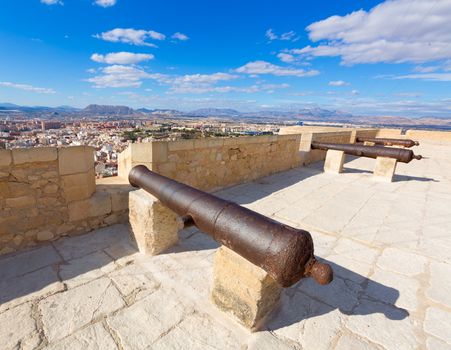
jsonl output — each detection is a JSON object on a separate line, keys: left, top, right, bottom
{"left": 311, "top": 141, "right": 422, "bottom": 163}
{"left": 356, "top": 137, "right": 419, "bottom": 148}
{"left": 129, "top": 165, "right": 333, "bottom": 288}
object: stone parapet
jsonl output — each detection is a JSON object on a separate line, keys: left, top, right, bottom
{"left": 118, "top": 135, "right": 302, "bottom": 191}
{"left": 0, "top": 146, "right": 132, "bottom": 255}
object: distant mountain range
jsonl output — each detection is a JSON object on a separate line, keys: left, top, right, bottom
{"left": 1, "top": 102, "right": 451, "bottom": 128}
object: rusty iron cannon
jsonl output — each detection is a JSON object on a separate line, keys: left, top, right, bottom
{"left": 311, "top": 141, "right": 422, "bottom": 163}
{"left": 129, "top": 165, "right": 333, "bottom": 288}
{"left": 356, "top": 137, "right": 419, "bottom": 148}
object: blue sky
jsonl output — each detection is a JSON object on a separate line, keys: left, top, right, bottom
{"left": 1, "top": 0, "right": 451, "bottom": 117}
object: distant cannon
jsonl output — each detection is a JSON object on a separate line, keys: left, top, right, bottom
{"left": 311, "top": 141, "right": 422, "bottom": 163}
{"left": 356, "top": 137, "right": 419, "bottom": 148}
{"left": 129, "top": 164, "right": 333, "bottom": 287}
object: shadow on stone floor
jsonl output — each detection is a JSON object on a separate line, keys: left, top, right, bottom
{"left": 0, "top": 225, "right": 138, "bottom": 308}
{"left": 265, "top": 258, "right": 408, "bottom": 331}
{"left": 214, "top": 166, "right": 322, "bottom": 205}
{"left": 342, "top": 166, "right": 438, "bottom": 182}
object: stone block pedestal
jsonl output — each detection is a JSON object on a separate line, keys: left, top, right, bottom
{"left": 324, "top": 150, "right": 345, "bottom": 174}
{"left": 211, "top": 246, "right": 282, "bottom": 331}
{"left": 129, "top": 189, "right": 180, "bottom": 255}
{"left": 373, "top": 157, "right": 397, "bottom": 182}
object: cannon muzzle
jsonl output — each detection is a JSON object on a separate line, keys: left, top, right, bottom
{"left": 311, "top": 141, "right": 422, "bottom": 163}
{"left": 356, "top": 137, "right": 420, "bottom": 148}
{"left": 129, "top": 165, "right": 333, "bottom": 287}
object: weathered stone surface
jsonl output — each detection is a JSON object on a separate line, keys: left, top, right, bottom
{"left": 45, "top": 322, "right": 118, "bottom": 350}
{"left": 58, "top": 146, "right": 94, "bottom": 175}
{"left": 0, "top": 303, "right": 41, "bottom": 350}
{"left": 60, "top": 251, "right": 116, "bottom": 288}
{"left": 424, "top": 307, "right": 451, "bottom": 344}
{"left": 68, "top": 199, "right": 89, "bottom": 222}
{"left": 129, "top": 190, "right": 180, "bottom": 255}
{"left": 426, "top": 337, "right": 451, "bottom": 350}
{"left": 0, "top": 245, "right": 60, "bottom": 280}
{"left": 324, "top": 149, "right": 345, "bottom": 174}
{"left": 0, "top": 266, "right": 64, "bottom": 312}
{"left": 109, "top": 263, "right": 160, "bottom": 303}
{"left": 88, "top": 191, "right": 112, "bottom": 218}
{"left": 5, "top": 195, "right": 36, "bottom": 208}
{"left": 37, "top": 229, "right": 54, "bottom": 241}
{"left": 12, "top": 147, "right": 57, "bottom": 164}
{"left": 345, "top": 298, "right": 415, "bottom": 350}
{"left": 107, "top": 288, "right": 194, "bottom": 349}
{"left": 373, "top": 156, "right": 397, "bottom": 182}
{"left": 366, "top": 268, "right": 419, "bottom": 311}
{"left": 151, "top": 312, "right": 244, "bottom": 350}
{"left": 40, "top": 277, "right": 125, "bottom": 342}
{"left": 0, "top": 149, "right": 12, "bottom": 166}
{"left": 54, "top": 224, "right": 129, "bottom": 260}
{"left": 245, "top": 332, "right": 295, "bottom": 350}
{"left": 61, "top": 169, "right": 96, "bottom": 202}
{"left": 377, "top": 247, "right": 427, "bottom": 276}
{"left": 211, "top": 246, "right": 282, "bottom": 330}
{"left": 335, "top": 334, "right": 381, "bottom": 350}
{"left": 111, "top": 190, "right": 130, "bottom": 211}
{"left": 426, "top": 261, "right": 451, "bottom": 307}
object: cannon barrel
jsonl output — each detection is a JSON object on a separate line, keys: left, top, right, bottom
{"left": 311, "top": 141, "right": 422, "bottom": 163}
{"left": 356, "top": 137, "right": 419, "bottom": 148}
{"left": 129, "top": 165, "right": 333, "bottom": 287}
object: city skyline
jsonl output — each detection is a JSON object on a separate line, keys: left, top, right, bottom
{"left": 1, "top": 0, "right": 451, "bottom": 117}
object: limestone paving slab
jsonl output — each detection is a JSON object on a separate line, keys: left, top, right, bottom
{"left": 39, "top": 277, "right": 125, "bottom": 342}
{"left": 0, "top": 245, "right": 61, "bottom": 281}
{"left": 106, "top": 287, "right": 195, "bottom": 350}
{"left": 0, "top": 302, "right": 41, "bottom": 350}
{"left": 59, "top": 251, "right": 117, "bottom": 289}
{"left": 0, "top": 266, "right": 64, "bottom": 313}
{"left": 43, "top": 322, "right": 119, "bottom": 350}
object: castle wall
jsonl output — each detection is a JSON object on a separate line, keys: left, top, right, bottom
{"left": 0, "top": 146, "right": 129, "bottom": 255}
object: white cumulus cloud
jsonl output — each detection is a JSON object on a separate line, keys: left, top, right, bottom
{"left": 87, "top": 65, "right": 155, "bottom": 88}
{"left": 0, "top": 81, "right": 56, "bottom": 94}
{"left": 328, "top": 80, "right": 350, "bottom": 86}
{"left": 172, "top": 32, "right": 189, "bottom": 41}
{"left": 41, "top": 0, "right": 63, "bottom": 5}
{"left": 292, "top": 0, "right": 451, "bottom": 65}
{"left": 94, "top": 0, "right": 116, "bottom": 7}
{"left": 94, "top": 28, "right": 165, "bottom": 47}
{"left": 265, "top": 29, "right": 298, "bottom": 42}
{"left": 236, "top": 60, "right": 319, "bottom": 77}
{"left": 277, "top": 53, "right": 295, "bottom": 63}
{"left": 91, "top": 52, "right": 154, "bottom": 64}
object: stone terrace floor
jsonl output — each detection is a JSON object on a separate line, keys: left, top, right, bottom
{"left": 1, "top": 140, "right": 451, "bottom": 350}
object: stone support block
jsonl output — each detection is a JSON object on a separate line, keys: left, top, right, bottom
{"left": 373, "top": 157, "right": 397, "bottom": 182}
{"left": 58, "top": 146, "right": 94, "bottom": 175}
{"left": 129, "top": 189, "right": 180, "bottom": 255}
{"left": 211, "top": 246, "right": 282, "bottom": 330}
{"left": 12, "top": 147, "right": 57, "bottom": 165}
{"left": 324, "top": 150, "right": 345, "bottom": 174}
{"left": 0, "top": 149, "right": 12, "bottom": 167}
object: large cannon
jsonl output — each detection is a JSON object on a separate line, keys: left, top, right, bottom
{"left": 311, "top": 141, "right": 422, "bottom": 163}
{"left": 129, "top": 165, "right": 333, "bottom": 288}
{"left": 356, "top": 137, "right": 419, "bottom": 148}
